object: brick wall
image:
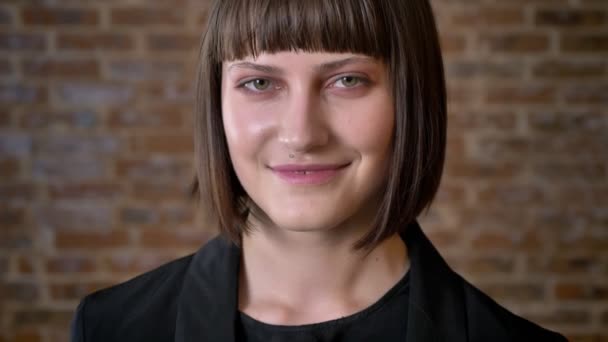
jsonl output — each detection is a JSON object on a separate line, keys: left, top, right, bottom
{"left": 0, "top": 0, "right": 606, "bottom": 341}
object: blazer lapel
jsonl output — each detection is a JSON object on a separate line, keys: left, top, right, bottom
{"left": 403, "top": 221, "right": 468, "bottom": 342}
{"left": 175, "top": 235, "right": 240, "bottom": 342}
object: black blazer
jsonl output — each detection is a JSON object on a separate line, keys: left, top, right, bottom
{"left": 70, "top": 221, "right": 567, "bottom": 341}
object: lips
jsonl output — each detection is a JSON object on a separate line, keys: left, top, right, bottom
{"left": 269, "top": 163, "right": 350, "bottom": 185}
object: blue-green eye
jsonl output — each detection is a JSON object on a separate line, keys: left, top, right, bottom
{"left": 335, "top": 76, "right": 361, "bottom": 88}
{"left": 244, "top": 79, "right": 272, "bottom": 91}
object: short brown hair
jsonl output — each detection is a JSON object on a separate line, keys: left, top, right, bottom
{"left": 191, "top": 0, "right": 447, "bottom": 250}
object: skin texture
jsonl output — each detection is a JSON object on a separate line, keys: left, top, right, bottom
{"left": 221, "top": 51, "right": 408, "bottom": 325}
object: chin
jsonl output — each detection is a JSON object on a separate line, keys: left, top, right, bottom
{"left": 262, "top": 207, "right": 338, "bottom": 232}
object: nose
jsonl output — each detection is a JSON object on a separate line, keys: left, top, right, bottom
{"left": 277, "top": 89, "right": 329, "bottom": 153}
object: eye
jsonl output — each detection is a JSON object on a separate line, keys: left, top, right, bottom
{"left": 333, "top": 75, "right": 365, "bottom": 88}
{"left": 242, "top": 78, "right": 273, "bottom": 91}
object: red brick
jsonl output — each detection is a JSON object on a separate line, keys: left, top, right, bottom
{"left": 485, "top": 85, "right": 555, "bottom": 104}
{"left": 22, "top": 58, "right": 99, "bottom": 79}
{"left": 451, "top": 7, "right": 525, "bottom": 27}
{"left": 34, "top": 135, "right": 122, "bottom": 157}
{"left": 106, "top": 59, "right": 187, "bottom": 81}
{"left": 0, "top": 84, "right": 47, "bottom": 104}
{"left": 562, "top": 84, "right": 608, "bottom": 104}
{"left": 131, "top": 180, "right": 190, "bottom": 201}
{"left": 0, "top": 257, "right": 7, "bottom": 275}
{"left": 527, "top": 111, "right": 605, "bottom": 132}
{"left": 0, "top": 58, "right": 12, "bottom": 76}
{"left": 528, "top": 134, "right": 607, "bottom": 158}
{"left": 13, "top": 331, "right": 41, "bottom": 342}
{"left": 479, "top": 282, "right": 546, "bottom": 302}
{"left": 566, "top": 334, "right": 608, "bottom": 342}
{"left": 48, "top": 182, "right": 123, "bottom": 200}
{"left": 46, "top": 256, "right": 96, "bottom": 274}
{"left": 532, "top": 59, "right": 606, "bottom": 78}
{"left": 482, "top": 33, "right": 550, "bottom": 53}
{"left": 12, "top": 309, "right": 74, "bottom": 327}
{"left": 426, "top": 230, "right": 464, "bottom": 249}
{"left": 107, "top": 105, "right": 185, "bottom": 128}
{"left": 523, "top": 309, "right": 590, "bottom": 326}
{"left": 55, "top": 230, "right": 130, "bottom": 250}
{"left": 535, "top": 9, "right": 606, "bottom": 26}
{"left": 55, "top": 83, "right": 133, "bottom": 106}
{"left": 49, "top": 282, "right": 111, "bottom": 301}
{"left": 0, "top": 206, "right": 26, "bottom": 227}
{"left": 3, "top": 281, "right": 39, "bottom": 302}
{"left": 0, "top": 230, "right": 32, "bottom": 249}
{"left": 475, "top": 136, "right": 530, "bottom": 159}
{"left": 56, "top": 33, "right": 134, "bottom": 51}
{"left": 111, "top": 8, "right": 185, "bottom": 26}
{"left": 0, "top": 183, "right": 36, "bottom": 202}
{"left": 446, "top": 82, "right": 475, "bottom": 105}
{"left": 477, "top": 184, "right": 545, "bottom": 207}
{"left": 0, "top": 7, "right": 13, "bottom": 25}
{"left": 555, "top": 283, "right": 608, "bottom": 301}
{"left": 433, "top": 183, "right": 465, "bottom": 203}
{"left": 452, "top": 256, "right": 515, "bottom": 275}
{"left": 146, "top": 33, "right": 200, "bottom": 51}
{"left": 32, "top": 157, "right": 107, "bottom": 182}
{"left": 561, "top": 34, "right": 608, "bottom": 52}
{"left": 0, "top": 33, "right": 46, "bottom": 51}
{"left": 528, "top": 255, "right": 601, "bottom": 275}
{"left": 161, "top": 205, "right": 194, "bottom": 225}
{"left": 17, "top": 256, "right": 35, "bottom": 274}
{"left": 447, "top": 60, "right": 524, "bottom": 79}
{"left": 530, "top": 161, "right": 606, "bottom": 183}
{"left": 119, "top": 206, "right": 161, "bottom": 225}
{"left": 19, "top": 109, "right": 99, "bottom": 129}
{"left": 439, "top": 33, "right": 466, "bottom": 55}
{"left": 33, "top": 203, "right": 114, "bottom": 231}
{"left": 140, "top": 228, "right": 209, "bottom": 249}
{"left": 22, "top": 7, "right": 98, "bottom": 26}
{"left": 137, "top": 81, "right": 195, "bottom": 103}
{"left": 445, "top": 160, "right": 520, "bottom": 180}
{"left": 0, "top": 132, "right": 31, "bottom": 157}
{"left": 449, "top": 111, "right": 517, "bottom": 132}
{"left": 103, "top": 253, "right": 178, "bottom": 274}
{"left": 0, "top": 109, "right": 9, "bottom": 128}
{"left": 138, "top": 133, "right": 193, "bottom": 154}
{"left": 114, "top": 157, "right": 191, "bottom": 180}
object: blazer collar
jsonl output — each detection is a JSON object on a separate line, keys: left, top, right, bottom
{"left": 175, "top": 221, "right": 468, "bottom": 342}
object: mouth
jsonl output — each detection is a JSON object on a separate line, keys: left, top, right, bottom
{"left": 269, "top": 163, "right": 351, "bottom": 185}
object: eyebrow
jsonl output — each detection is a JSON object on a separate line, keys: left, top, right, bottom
{"left": 226, "top": 56, "right": 375, "bottom": 75}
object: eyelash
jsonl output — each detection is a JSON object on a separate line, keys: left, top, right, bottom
{"left": 236, "top": 75, "right": 370, "bottom": 94}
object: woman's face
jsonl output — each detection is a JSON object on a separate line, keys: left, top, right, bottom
{"left": 221, "top": 51, "right": 394, "bottom": 234}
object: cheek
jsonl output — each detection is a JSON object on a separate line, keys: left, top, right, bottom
{"left": 337, "top": 97, "right": 394, "bottom": 158}
{"left": 221, "top": 95, "right": 275, "bottom": 163}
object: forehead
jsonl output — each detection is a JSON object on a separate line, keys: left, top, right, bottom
{"left": 223, "top": 51, "right": 380, "bottom": 72}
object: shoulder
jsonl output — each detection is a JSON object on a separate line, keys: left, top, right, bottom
{"left": 459, "top": 276, "right": 567, "bottom": 342}
{"left": 70, "top": 254, "right": 194, "bottom": 342}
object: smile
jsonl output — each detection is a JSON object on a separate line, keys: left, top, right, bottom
{"left": 269, "top": 163, "right": 350, "bottom": 185}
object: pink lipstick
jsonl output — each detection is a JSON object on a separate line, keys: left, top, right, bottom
{"left": 270, "top": 163, "right": 350, "bottom": 185}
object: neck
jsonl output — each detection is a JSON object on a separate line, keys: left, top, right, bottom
{"left": 238, "top": 220, "right": 409, "bottom": 325}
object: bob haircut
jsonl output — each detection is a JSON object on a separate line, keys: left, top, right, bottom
{"left": 191, "top": 0, "right": 447, "bottom": 251}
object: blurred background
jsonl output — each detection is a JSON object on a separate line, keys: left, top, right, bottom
{"left": 0, "top": 0, "right": 606, "bottom": 341}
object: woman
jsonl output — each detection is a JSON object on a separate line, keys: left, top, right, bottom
{"left": 71, "top": 0, "right": 566, "bottom": 341}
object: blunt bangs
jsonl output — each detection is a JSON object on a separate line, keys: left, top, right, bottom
{"left": 209, "top": 0, "right": 391, "bottom": 62}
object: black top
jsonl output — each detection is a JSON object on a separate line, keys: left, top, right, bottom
{"left": 237, "top": 271, "right": 410, "bottom": 342}
{"left": 70, "top": 220, "right": 567, "bottom": 342}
